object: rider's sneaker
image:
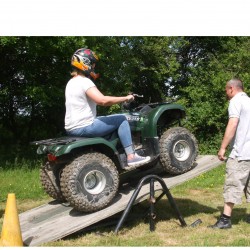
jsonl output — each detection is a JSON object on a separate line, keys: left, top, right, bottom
{"left": 127, "top": 153, "right": 151, "bottom": 167}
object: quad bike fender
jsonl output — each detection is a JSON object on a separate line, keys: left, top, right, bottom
{"left": 35, "top": 137, "right": 119, "bottom": 157}
{"left": 55, "top": 137, "right": 118, "bottom": 156}
{"left": 142, "top": 103, "right": 186, "bottom": 137}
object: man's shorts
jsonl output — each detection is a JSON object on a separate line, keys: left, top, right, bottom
{"left": 223, "top": 158, "right": 250, "bottom": 204}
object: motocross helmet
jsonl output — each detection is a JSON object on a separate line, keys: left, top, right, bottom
{"left": 71, "top": 48, "right": 100, "bottom": 80}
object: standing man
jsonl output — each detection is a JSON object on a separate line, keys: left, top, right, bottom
{"left": 209, "top": 78, "right": 250, "bottom": 229}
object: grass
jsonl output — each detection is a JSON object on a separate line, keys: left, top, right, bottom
{"left": 0, "top": 159, "right": 51, "bottom": 232}
{"left": 0, "top": 159, "right": 47, "bottom": 202}
{"left": 0, "top": 160, "right": 249, "bottom": 246}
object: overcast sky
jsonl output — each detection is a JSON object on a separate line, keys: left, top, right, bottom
{"left": 0, "top": 0, "right": 249, "bottom": 36}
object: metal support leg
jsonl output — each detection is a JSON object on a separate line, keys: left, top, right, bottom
{"left": 149, "top": 178, "right": 156, "bottom": 231}
{"left": 114, "top": 174, "right": 188, "bottom": 234}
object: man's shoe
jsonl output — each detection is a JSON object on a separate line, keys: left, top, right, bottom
{"left": 208, "top": 216, "right": 232, "bottom": 229}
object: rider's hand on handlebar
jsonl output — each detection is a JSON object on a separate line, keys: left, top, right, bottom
{"left": 126, "top": 94, "right": 135, "bottom": 102}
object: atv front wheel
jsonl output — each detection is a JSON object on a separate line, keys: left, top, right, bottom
{"left": 159, "top": 127, "right": 198, "bottom": 175}
{"left": 40, "top": 162, "right": 66, "bottom": 201}
{"left": 60, "top": 152, "right": 119, "bottom": 212}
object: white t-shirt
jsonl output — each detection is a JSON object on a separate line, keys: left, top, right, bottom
{"left": 64, "top": 76, "right": 97, "bottom": 131}
{"left": 229, "top": 92, "right": 250, "bottom": 160}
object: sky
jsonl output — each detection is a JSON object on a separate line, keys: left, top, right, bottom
{"left": 0, "top": 0, "right": 250, "bottom": 36}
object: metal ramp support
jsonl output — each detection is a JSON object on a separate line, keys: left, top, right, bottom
{"left": 115, "top": 174, "right": 201, "bottom": 233}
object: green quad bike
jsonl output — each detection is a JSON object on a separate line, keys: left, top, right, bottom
{"left": 31, "top": 95, "right": 198, "bottom": 213}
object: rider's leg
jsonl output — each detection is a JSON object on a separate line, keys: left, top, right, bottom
{"left": 67, "top": 114, "right": 150, "bottom": 165}
{"left": 67, "top": 114, "right": 134, "bottom": 148}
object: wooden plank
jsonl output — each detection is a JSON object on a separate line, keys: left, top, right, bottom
{"left": 19, "top": 155, "right": 222, "bottom": 246}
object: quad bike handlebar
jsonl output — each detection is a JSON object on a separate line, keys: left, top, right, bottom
{"left": 122, "top": 93, "right": 143, "bottom": 110}
{"left": 132, "top": 93, "right": 144, "bottom": 98}
{"left": 123, "top": 93, "right": 174, "bottom": 112}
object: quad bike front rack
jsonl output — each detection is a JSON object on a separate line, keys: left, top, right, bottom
{"left": 114, "top": 174, "right": 202, "bottom": 233}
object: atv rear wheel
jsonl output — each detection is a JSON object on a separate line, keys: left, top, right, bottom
{"left": 159, "top": 127, "right": 198, "bottom": 175}
{"left": 40, "top": 162, "right": 66, "bottom": 201}
{"left": 60, "top": 152, "right": 119, "bottom": 212}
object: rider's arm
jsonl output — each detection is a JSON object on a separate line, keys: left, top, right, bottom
{"left": 86, "top": 86, "right": 134, "bottom": 106}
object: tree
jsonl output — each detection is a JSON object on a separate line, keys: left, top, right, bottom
{"left": 0, "top": 37, "right": 85, "bottom": 156}
{"left": 175, "top": 37, "right": 250, "bottom": 153}
{"left": 1, "top": 36, "right": 250, "bottom": 160}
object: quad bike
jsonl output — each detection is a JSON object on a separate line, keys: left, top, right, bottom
{"left": 31, "top": 95, "right": 198, "bottom": 213}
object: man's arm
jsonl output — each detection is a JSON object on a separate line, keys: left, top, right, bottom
{"left": 218, "top": 117, "right": 239, "bottom": 161}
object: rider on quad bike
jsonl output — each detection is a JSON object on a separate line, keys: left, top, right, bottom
{"left": 65, "top": 48, "right": 150, "bottom": 168}
{"left": 32, "top": 48, "right": 198, "bottom": 213}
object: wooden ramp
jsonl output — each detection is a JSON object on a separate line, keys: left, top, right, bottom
{"left": 19, "top": 155, "right": 222, "bottom": 246}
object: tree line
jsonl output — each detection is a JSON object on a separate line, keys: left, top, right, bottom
{"left": 1, "top": 36, "right": 250, "bottom": 160}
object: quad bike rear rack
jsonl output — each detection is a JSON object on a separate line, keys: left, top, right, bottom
{"left": 30, "top": 137, "right": 85, "bottom": 146}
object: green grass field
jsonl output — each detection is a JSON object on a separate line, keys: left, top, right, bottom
{"left": 0, "top": 160, "right": 249, "bottom": 246}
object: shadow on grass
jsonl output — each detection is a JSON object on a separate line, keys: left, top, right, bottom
{"left": 61, "top": 197, "right": 249, "bottom": 242}
{"left": 153, "top": 197, "right": 217, "bottom": 219}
